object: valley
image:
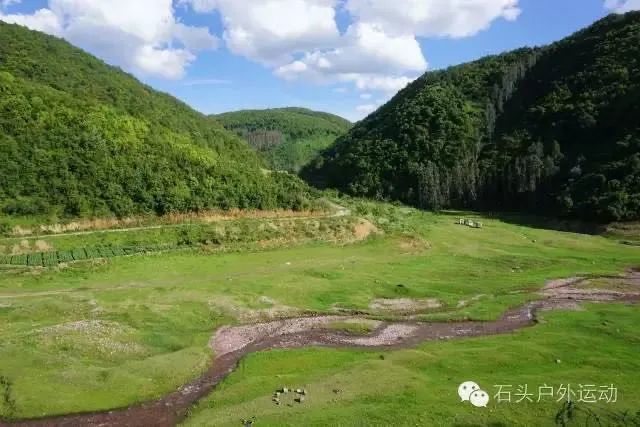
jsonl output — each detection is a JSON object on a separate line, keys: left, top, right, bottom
{"left": 0, "top": 198, "right": 639, "bottom": 426}
{"left": 0, "top": 7, "right": 638, "bottom": 427}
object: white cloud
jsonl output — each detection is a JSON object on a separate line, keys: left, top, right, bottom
{"left": 174, "top": 22, "right": 219, "bottom": 51}
{"left": 274, "top": 22, "right": 424, "bottom": 94}
{"left": 354, "top": 89, "right": 397, "bottom": 119}
{"left": 1, "top": 0, "right": 522, "bottom": 92}
{"left": 345, "top": 74, "right": 415, "bottom": 92}
{"left": 0, "top": 8, "right": 61, "bottom": 34}
{"left": 252, "top": 1, "right": 516, "bottom": 97}
{"left": 184, "top": 0, "right": 340, "bottom": 65}
{"left": 328, "top": 22, "right": 427, "bottom": 74}
{"left": 133, "top": 46, "right": 195, "bottom": 79}
{"left": 0, "top": 0, "right": 219, "bottom": 79}
{"left": 180, "top": 0, "right": 218, "bottom": 13}
{"left": 345, "top": 0, "right": 521, "bottom": 38}
{"left": 356, "top": 103, "right": 377, "bottom": 114}
{"left": 604, "top": 0, "right": 640, "bottom": 12}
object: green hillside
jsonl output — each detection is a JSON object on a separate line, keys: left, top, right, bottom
{"left": 214, "top": 107, "right": 351, "bottom": 173}
{"left": 304, "top": 12, "right": 640, "bottom": 222}
{"left": 0, "top": 22, "right": 316, "bottom": 219}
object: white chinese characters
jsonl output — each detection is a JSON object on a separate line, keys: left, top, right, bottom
{"left": 492, "top": 384, "right": 618, "bottom": 404}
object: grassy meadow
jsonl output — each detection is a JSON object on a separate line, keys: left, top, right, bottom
{"left": 184, "top": 304, "right": 640, "bottom": 426}
{"left": 0, "top": 198, "right": 638, "bottom": 423}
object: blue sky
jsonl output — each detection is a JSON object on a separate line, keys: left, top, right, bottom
{"left": 0, "top": 0, "right": 636, "bottom": 121}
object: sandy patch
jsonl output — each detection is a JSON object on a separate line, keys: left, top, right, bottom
{"left": 10, "top": 209, "right": 326, "bottom": 237}
{"left": 540, "top": 271, "right": 640, "bottom": 301}
{"left": 353, "top": 220, "right": 379, "bottom": 241}
{"left": 258, "top": 295, "right": 276, "bottom": 305}
{"left": 457, "top": 294, "right": 486, "bottom": 308}
{"left": 38, "top": 320, "right": 145, "bottom": 356}
{"left": 330, "top": 323, "right": 419, "bottom": 346}
{"left": 369, "top": 298, "right": 442, "bottom": 312}
{"left": 208, "top": 296, "right": 302, "bottom": 322}
{"left": 34, "top": 240, "right": 53, "bottom": 251}
{"left": 537, "top": 300, "right": 584, "bottom": 311}
{"left": 211, "top": 316, "right": 344, "bottom": 356}
{"left": 397, "top": 236, "right": 431, "bottom": 253}
{"left": 10, "top": 240, "right": 31, "bottom": 255}
{"left": 211, "top": 316, "right": 418, "bottom": 357}
{"left": 10, "top": 225, "right": 32, "bottom": 236}
{"left": 543, "top": 277, "right": 585, "bottom": 290}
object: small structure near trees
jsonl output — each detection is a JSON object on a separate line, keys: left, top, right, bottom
{"left": 458, "top": 218, "right": 483, "bottom": 229}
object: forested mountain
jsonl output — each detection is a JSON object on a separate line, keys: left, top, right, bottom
{"left": 214, "top": 108, "right": 351, "bottom": 173}
{"left": 0, "top": 22, "right": 316, "bottom": 219}
{"left": 304, "top": 12, "right": 640, "bottom": 222}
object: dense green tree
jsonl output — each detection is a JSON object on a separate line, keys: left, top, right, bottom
{"left": 214, "top": 108, "right": 351, "bottom": 173}
{"left": 304, "top": 12, "right": 640, "bottom": 222}
{"left": 0, "top": 22, "right": 317, "bottom": 219}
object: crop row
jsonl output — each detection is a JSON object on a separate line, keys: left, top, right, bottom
{"left": 0, "top": 245, "right": 156, "bottom": 267}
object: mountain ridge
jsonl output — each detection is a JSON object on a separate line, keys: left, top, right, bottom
{"left": 214, "top": 107, "right": 351, "bottom": 173}
{"left": 0, "top": 21, "right": 317, "bottom": 219}
{"left": 303, "top": 12, "right": 640, "bottom": 222}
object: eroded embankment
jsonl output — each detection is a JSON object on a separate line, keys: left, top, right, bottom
{"left": 3, "top": 270, "right": 639, "bottom": 427}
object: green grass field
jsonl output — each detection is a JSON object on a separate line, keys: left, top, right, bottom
{"left": 0, "top": 199, "right": 638, "bottom": 424}
{"left": 184, "top": 304, "right": 640, "bottom": 426}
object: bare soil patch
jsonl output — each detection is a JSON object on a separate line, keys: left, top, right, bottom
{"left": 397, "top": 236, "right": 431, "bottom": 253}
{"left": 7, "top": 209, "right": 329, "bottom": 238}
{"left": 369, "top": 298, "right": 442, "bottom": 312}
{"left": 353, "top": 219, "right": 379, "bottom": 241}
{"left": 208, "top": 296, "right": 302, "bottom": 322}
{"left": 540, "top": 270, "right": 640, "bottom": 302}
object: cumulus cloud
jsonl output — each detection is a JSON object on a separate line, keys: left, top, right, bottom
{"left": 604, "top": 0, "right": 640, "bottom": 12}
{"left": 276, "top": 21, "right": 426, "bottom": 75}
{"left": 0, "top": 8, "right": 61, "bottom": 34}
{"left": 356, "top": 103, "right": 377, "bottom": 114}
{"left": 182, "top": 0, "right": 340, "bottom": 65}
{"left": 273, "top": 22, "right": 424, "bottom": 96}
{"left": 0, "top": 0, "right": 219, "bottom": 79}
{"left": 1, "top": 0, "right": 522, "bottom": 101}
{"left": 181, "top": 0, "right": 218, "bottom": 13}
{"left": 268, "top": 0, "right": 519, "bottom": 103}
{"left": 345, "top": 0, "right": 521, "bottom": 38}
{"left": 341, "top": 73, "right": 415, "bottom": 93}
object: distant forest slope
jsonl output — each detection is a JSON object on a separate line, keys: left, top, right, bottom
{"left": 214, "top": 108, "right": 351, "bottom": 173}
{"left": 304, "top": 12, "right": 640, "bottom": 222}
{"left": 0, "top": 22, "right": 317, "bottom": 219}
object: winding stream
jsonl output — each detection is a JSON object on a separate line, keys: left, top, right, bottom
{"left": 3, "top": 273, "right": 639, "bottom": 427}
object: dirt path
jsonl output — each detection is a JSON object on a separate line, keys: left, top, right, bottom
{"left": 1, "top": 199, "right": 349, "bottom": 241}
{"left": 2, "top": 271, "right": 639, "bottom": 427}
